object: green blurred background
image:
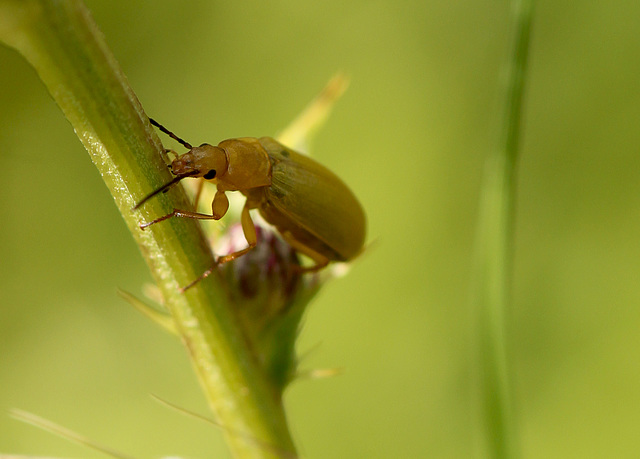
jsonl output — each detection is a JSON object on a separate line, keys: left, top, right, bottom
{"left": 1, "top": 1, "right": 640, "bottom": 457}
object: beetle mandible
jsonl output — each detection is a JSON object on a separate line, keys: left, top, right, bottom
{"left": 134, "top": 118, "right": 366, "bottom": 284}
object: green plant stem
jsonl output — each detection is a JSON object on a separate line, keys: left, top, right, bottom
{"left": 474, "top": 0, "right": 533, "bottom": 458}
{"left": 0, "top": 1, "right": 296, "bottom": 457}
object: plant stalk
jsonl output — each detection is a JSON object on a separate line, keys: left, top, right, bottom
{"left": 474, "top": 0, "right": 533, "bottom": 457}
{"left": 0, "top": 0, "right": 296, "bottom": 456}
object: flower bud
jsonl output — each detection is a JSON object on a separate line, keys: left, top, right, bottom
{"left": 216, "top": 223, "right": 319, "bottom": 388}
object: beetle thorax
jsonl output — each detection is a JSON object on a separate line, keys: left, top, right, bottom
{"left": 216, "top": 138, "right": 272, "bottom": 191}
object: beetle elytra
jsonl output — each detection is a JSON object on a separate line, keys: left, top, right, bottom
{"left": 134, "top": 118, "right": 366, "bottom": 288}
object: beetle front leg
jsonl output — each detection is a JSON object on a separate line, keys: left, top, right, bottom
{"left": 139, "top": 208, "right": 224, "bottom": 229}
{"left": 216, "top": 201, "right": 257, "bottom": 264}
{"left": 139, "top": 190, "right": 230, "bottom": 230}
{"left": 192, "top": 178, "right": 205, "bottom": 210}
{"left": 212, "top": 189, "right": 229, "bottom": 219}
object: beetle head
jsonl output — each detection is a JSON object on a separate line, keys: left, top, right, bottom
{"left": 172, "top": 144, "right": 229, "bottom": 180}
{"left": 132, "top": 144, "right": 229, "bottom": 211}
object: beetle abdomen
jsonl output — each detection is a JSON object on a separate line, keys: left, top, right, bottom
{"left": 257, "top": 137, "right": 366, "bottom": 262}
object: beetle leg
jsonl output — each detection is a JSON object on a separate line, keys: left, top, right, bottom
{"left": 216, "top": 201, "right": 257, "bottom": 264}
{"left": 212, "top": 190, "right": 229, "bottom": 219}
{"left": 179, "top": 201, "right": 257, "bottom": 291}
{"left": 179, "top": 266, "right": 216, "bottom": 293}
{"left": 140, "top": 209, "right": 223, "bottom": 229}
{"left": 192, "top": 178, "right": 205, "bottom": 210}
{"left": 139, "top": 190, "right": 230, "bottom": 229}
{"left": 298, "top": 258, "right": 330, "bottom": 273}
{"left": 162, "top": 148, "right": 178, "bottom": 162}
{"left": 279, "top": 231, "right": 330, "bottom": 273}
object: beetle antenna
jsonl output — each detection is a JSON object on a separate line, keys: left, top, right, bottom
{"left": 149, "top": 117, "right": 193, "bottom": 149}
{"left": 133, "top": 176, "right": 184, "bottom": 210}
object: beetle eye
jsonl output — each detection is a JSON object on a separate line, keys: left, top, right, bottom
{"left": 203, "top": 169, "right": 217, "bottom": 180}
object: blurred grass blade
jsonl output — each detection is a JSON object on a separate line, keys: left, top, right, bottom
{"left": 276, "top": 73, "right": 349, "bottom": 152}
{"left": 473, "top": 0, "right": 533, "bottom": 458}
{"left": 150, "top": 395, "right": 297, "bottom": 459}
{"left": 117, "top": 288, "right": 178, "bottom": 335}
{"left": 10, "top": 409, "right": 135, "bottom": 459}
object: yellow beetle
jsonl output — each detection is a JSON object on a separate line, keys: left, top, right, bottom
{"left": 135, "top": 118, "right": 366, "bottom": 281}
